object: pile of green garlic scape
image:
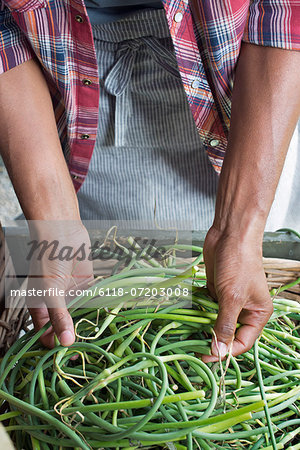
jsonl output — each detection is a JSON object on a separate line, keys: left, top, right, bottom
{"left": 0, "top": 241, "right": 299, "bottom": 450}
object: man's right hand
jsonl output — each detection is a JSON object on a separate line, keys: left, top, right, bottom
{"left": 0, "top": 59, "right": 92, "bottom": 348}
{"left": 27, "top": 221, "right": 93, "bottom": 348}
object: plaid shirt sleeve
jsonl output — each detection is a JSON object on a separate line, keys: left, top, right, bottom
{"left": 0, "top": 1, "right": 35, "bottom": 73}
{"left": 243, "top": 0, "right": 300, "bottom": 50}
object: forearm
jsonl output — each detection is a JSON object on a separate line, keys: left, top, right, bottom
{"left": 0, "top": 59, "right": 79, "bottom": 221}
{"left": 0, "top": 59, "right": 89, "bottom": 348}
{"left": 203, "top": 43, "right": 300, "bottom": 359}
{"left": 213, "top": 43, "right": 300, "bottom": 240}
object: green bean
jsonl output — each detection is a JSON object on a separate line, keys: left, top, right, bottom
{"left": 254, "top": 340, "right": 277, "bottom": 449}
{"left": 0, "top": 389, "right": 89, "bottom": 449}
{"left": 1, "top": 244, "right": 299, "bottom": 449}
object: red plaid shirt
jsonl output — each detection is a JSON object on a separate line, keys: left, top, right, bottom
{"left": 0, "top": 0, "right": 299, "bottom": 191}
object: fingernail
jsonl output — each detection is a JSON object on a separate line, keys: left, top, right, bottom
{"left": 212, "top": 340, "right": 227, "bottom": 358}
{"left": 70, "top": 354, "right": 79, "bottom": 361}
{"left": 59, "top": 330, "right": 74, "bottom": 347}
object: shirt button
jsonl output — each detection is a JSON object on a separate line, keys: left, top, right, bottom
{"left": 174, "top": 12, "right": 183, "bottom": 22}
{"left": 72, "top": 174, "right": 79, "bottom": 180}
{"left": 75, "top": 15, "right": 84, "bottom": 23}
{"left": 210, "top": 139, "right": 220, "bottom": 147}
{"left": 191, "top": 79, "right": 201, "bottom": 89}
{"left": 82, "top": 79, "right": 92, "bottom": 86}
{"left": 81, "top": 134, "right": 90, "bottom": 139}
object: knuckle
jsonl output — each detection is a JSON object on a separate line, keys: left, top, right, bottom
{"left": 50, "top": 310, "right": 69, "bottom": 325}
{"left": 254, "top": 302, "right": 274, "bottom": 324}
{"left": 218, "top": 286, "right": 243, "bottom": 306}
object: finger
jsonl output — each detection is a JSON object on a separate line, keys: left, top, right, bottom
{"left": 231, "top": 306, "right": 272, "bottom": 356}
{"left": 202, "top": 298, "right": 241, "bottom": 363}
{"left": 202, "top": 302, "right": 272, "bottom": 362}
{"left": 230, "top": 323, "right": 260, "bottom": 356}
{"left": 29, "top": 306, "right": 55, "bottom": 348}
{"left": 47, "top": 306, "right": 75, "bottom": 347}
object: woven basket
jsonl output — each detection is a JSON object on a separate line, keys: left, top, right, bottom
{"left": 263, "top": 257, "right": 300, "bottom": 301}
{"left": 0, "top": 224, "right": 30, "bottom": 356}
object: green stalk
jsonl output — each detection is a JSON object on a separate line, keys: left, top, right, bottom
{"left": 0, "top": 389, "right": 89, "bottom": 449}
{"left": 58, "top": 389, "right": 206, "bottom": 414}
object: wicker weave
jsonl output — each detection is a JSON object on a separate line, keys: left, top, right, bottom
{"left": 0, "top": 224, "right": 30, "bottom": 356}
{"left": 263, "top": 257, "right": 300, "bottom": 301}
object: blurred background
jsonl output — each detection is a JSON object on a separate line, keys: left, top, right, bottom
{"left": 0, "top": 156, "right": 21, "bottom": 226}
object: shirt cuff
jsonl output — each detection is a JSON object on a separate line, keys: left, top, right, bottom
{"left": 0, "top": 5, "right": 34, "bottom": 74}
{"left": 242, "top": 0, "right": 300, "bottom": 51}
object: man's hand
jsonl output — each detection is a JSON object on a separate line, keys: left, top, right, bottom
{"left": 201, "top": 43, "right": 299, "bottom": 361}
{"left": 27, "top": 221, "right": 93, "bottom": 348}
{"left": 202, "top": 226, "right": 273, "bottom": 362}
{"left": 0, "top": 59, "right": 91, "bottom": 348}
